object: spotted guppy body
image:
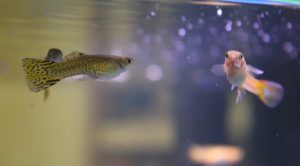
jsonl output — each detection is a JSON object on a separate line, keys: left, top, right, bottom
{"left": 22, "top": 51, "right": 132, "bottom": 92}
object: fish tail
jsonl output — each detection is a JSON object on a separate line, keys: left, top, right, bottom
{"left": 257, "top": 80, "right": 284, "bottom": 108}
{"left": 243, "top": 75, "right": 283, "bottom": 108}
{"left": 22, "top": 58, "right": 60, "bottom": 92}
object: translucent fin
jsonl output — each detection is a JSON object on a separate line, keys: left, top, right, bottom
{"left": 211, "top": 64, "right": 225, "bottom": 76}
{"left": 248, "top": 65, "right": 264, "bottom": 76}
{"left": 22, "top": 58, "right": 60, "bottom": 92}
{"left": 44, "top": 49, "right": 63, "bottom": 101}
{"left": 44, "top": 88, "right": 50, "bottom": 101}
{"left": 45, "top": 48, "right": 63, "bottom": 63}
{"left": 236, "top": 88, "right": 246, "bottom": 103}
{"left": 64, "top": 51, "right": 85, "bottom": 61}
{"left": 231, "top": 85, "right": 236, "bottom": 91}
{"left": 63, "top": 74, "right": 95, "bottom": 82}
{"left": 258, "top": 80, "right": 284, "bottom": 108}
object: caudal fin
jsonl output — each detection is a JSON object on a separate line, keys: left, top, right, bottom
{"left": 22, "top": 58, "right": 60, "bottom": 92}
{"left": 258, "top": 80, "right": 284, "bottom": 108}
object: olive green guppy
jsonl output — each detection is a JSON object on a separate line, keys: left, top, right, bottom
{"left": 22, "top": 49, "right": 133, "bottom": 92}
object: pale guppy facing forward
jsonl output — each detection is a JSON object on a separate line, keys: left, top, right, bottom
{"left": 22, "top": 49, "right": 133, "bottom": 95}
{"left": 211, "top": 50, "right": 283, "bottom": 108}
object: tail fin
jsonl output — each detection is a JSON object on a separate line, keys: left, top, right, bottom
{"left": 257, "top": 80, "right": 284, "bottom": 108}
{"left": 22, "top": 58, "right": 60, "bottom": 92}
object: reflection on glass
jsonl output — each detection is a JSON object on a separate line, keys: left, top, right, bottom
{"left": 189, "top": 145, "right": 244, "bottom": 166}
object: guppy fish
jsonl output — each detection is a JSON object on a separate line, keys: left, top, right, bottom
{"left": 22, "top": 49, "right": 133, "bottom": 93}
{"left": 211, "top": 50, "right": 283, "bottom": 108}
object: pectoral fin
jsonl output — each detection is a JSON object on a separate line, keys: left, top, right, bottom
{"left": 211, "top": 64, "right": 225, "bottom": 76}
{"left": 231, "top": 85, "right": 236, "bottom": 91}
{"left": 248, "top": 65, "right": 264, "bottom": 76}
{"left": 236, "top": 87, "right": 246, "bottom": 103}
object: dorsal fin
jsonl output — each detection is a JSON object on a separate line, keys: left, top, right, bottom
{"left": 64, "top": 51, "right": 85, "bottom": 61}
{"left": 45, "top": 48, "right": 63, "bottom": 62}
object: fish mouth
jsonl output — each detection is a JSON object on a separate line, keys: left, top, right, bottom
{"left": 234, "top": 62, "right": 241, "bottom": 68}
{"left": 233, "top": 59, "right": 241, "bottom": 68}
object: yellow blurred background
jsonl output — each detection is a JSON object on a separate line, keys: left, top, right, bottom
{"left": 0, "top": 1, "right": 93, "bottom": 165}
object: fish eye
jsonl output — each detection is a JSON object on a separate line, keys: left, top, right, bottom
{"left": 126, "top": 58, "right": 132, "bottom": 64}
{"left": 239, "top": 54, "right": 243, "bottom": 59}
{"left": 225, "top": 53, "right": 228, "bottom": 58}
